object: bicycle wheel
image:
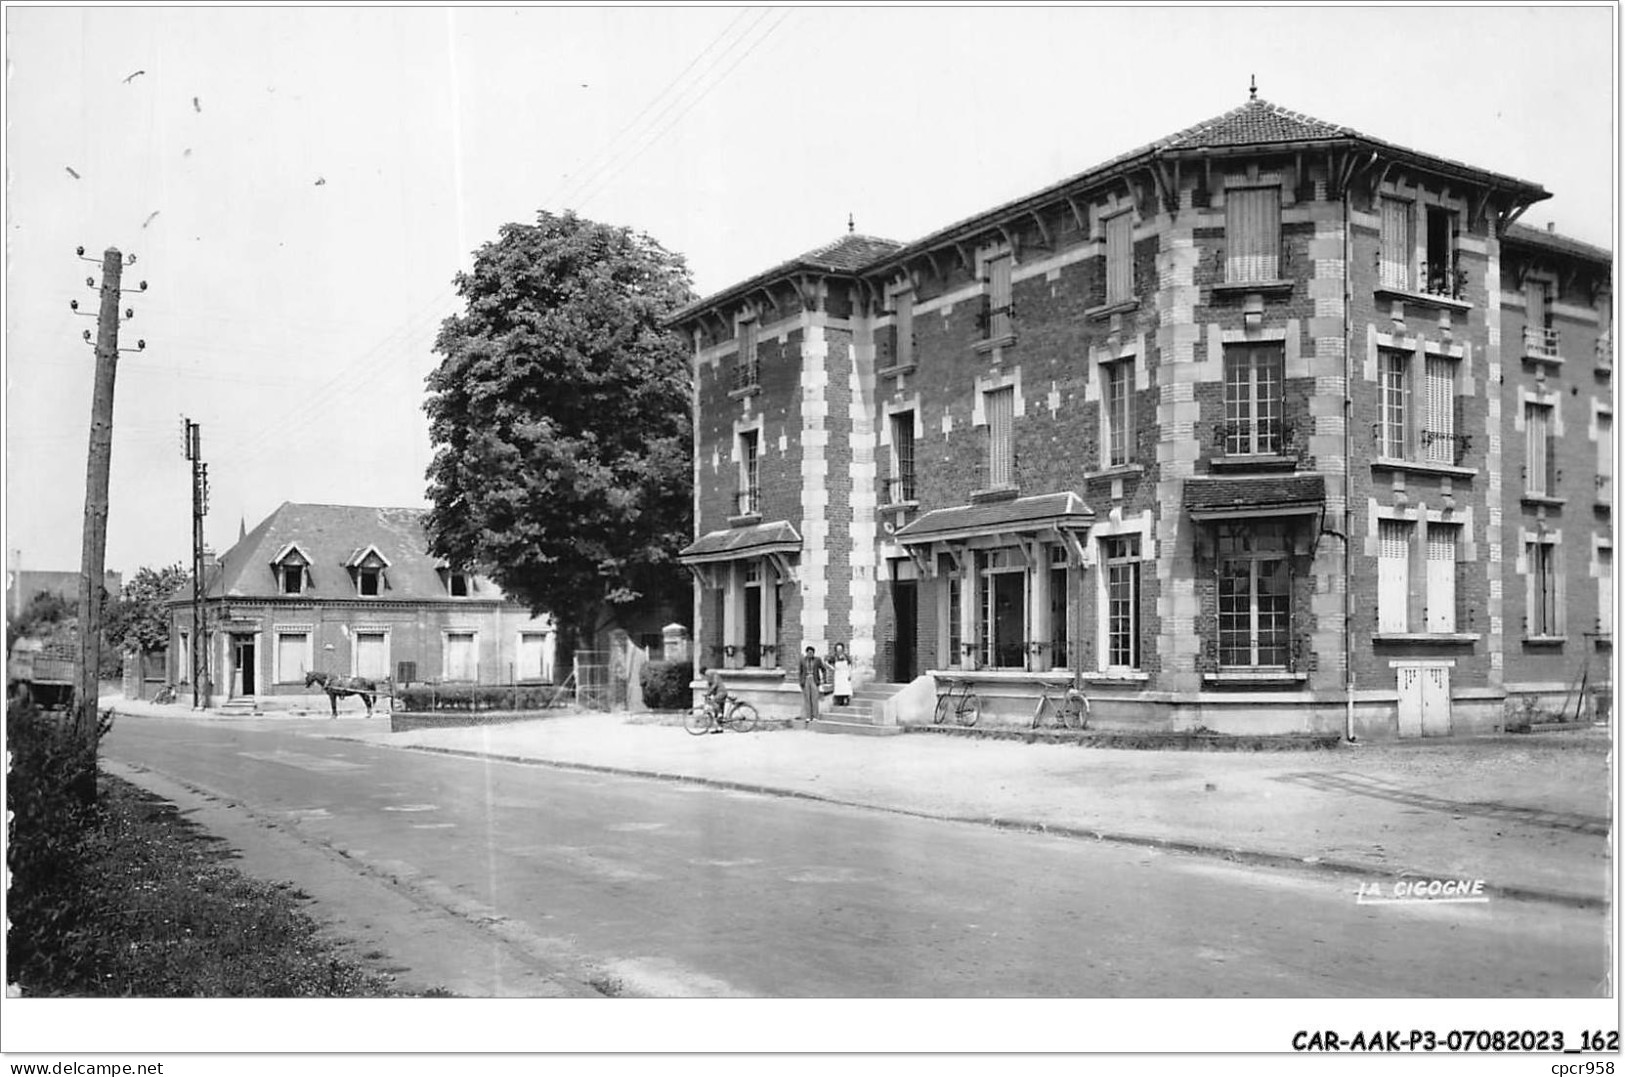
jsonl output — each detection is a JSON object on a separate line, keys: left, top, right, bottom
{"left": 933, "top": 695, "right": 953, "bottom": 725}
{"left": 959, "top": 694, "right": 982, "bottom": 727}
{"left": 727, "top": 701, "right": 759, "bottom": 733}
{"left": 684, "top": 706, "right": 714, "bottom": 736}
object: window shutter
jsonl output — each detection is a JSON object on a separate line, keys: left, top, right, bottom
{"left": 1425, "top": 356, "right": 1455, "bottom": 463}
{"left": 1226, "top": 187, "right": 1280, "bottom": 283}
{"left": 1105, "top": 213, "right": 1133, "bottom": 304}
{"left": 988, "top": 255, "right": 1013, "bottom": 338}
{"left": 1426, "top": 526, "right": 1457, "bottom": 633}
{"left": 1527, "top": 404, "right": 1550, "bottom": 494}
{"left": 895, "top": 291, "right": 914, "bottom": 367}
{"left": 1378, "top": 520, "right": 1410, "bottom": 632}
{"left": 278, "top": 634, "right": 308, "bottom": 683}
{"left": 1380, "top": 199, "right": 1413, "bottom": 290}
{"left": 986, "top": 387, "right": 1014, "bottom": 486}
{"left": 1554, "top": 552, "right": 1567, "bottom": 635}
{"left": 1600, "top": 548, "right": 1614, "bottom": 637}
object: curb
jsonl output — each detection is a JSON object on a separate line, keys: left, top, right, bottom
{"left": 366, "top": 740, "right": 1608, "bottom": 914}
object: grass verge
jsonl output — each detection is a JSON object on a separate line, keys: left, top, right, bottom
{"left": 7, "top": 768, "right": 405, "bottom": 997}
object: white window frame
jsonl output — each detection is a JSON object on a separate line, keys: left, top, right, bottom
{"left": 1421, "top": 354, "right": 1457, "bottom": 465}
{"left": 1104, "top": 210, "right": 1134, "bottom": 305}
{"left": 1425, "top": 523, "right": 1459, "bottom": 633}
{"left": 442, "top": 629, "right": 479, "bottom": 683}
{"left": 1379, "top": 348, "right": 1412, "bottom": 461}
{"left": 516, "top": 629, "right": 555, "bottom": 683}
{"left": 351, "top": 626, "right": 392, "bottom": 681}
{"left": 274, "top": 628, "right": 314, "bottom": 685}
{"left": 1526, "top": 400, "right": 1555, "bottom": 496}
{"left": 890, "top": 409, "right": 917, "bottom": 504}
{"left": 1224, "top": 185, "right": 1281, "bottom": 284}
{"left": 1102, "top": 535, "right": 1141, "bottom": 670}
{"left": 1216, "top": 525, "right": 1291, "bottom": 669}
{"left": 1525, "top": 538, "right": 1565, "bottom": 639}
{"left": 1379, "top": 195, "right": 1414, "bottom": 290}
{"left": 737, "top": 428, "right": 760, "bottom": 516}
{"left": 1598, "top": 542, "right": 1614, "bottom": 639}
{"left": 1103, "top": 358, "right": 1135, "bottom": 468}
{"left": 1378, "top": 518, "right": 1412, "bottom": 633}
{"left": 1223, "top": 343, "right": 1284, "bottom": 456}
{"left": 984, "top": 385, "right": 1015, "bottom": 488}
{"left": 977, "top": 549, "right": 1028, "bottom": 671}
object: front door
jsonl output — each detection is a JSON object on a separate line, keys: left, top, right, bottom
{"left": 744, "top": 582, "right": 762, "bottom": 667}
{"left": 893, "top": 580, "right": 917, "bottom": 682}
{"left": 1421, "top": 666, "right": 1451, "bottom": 736}
{"left": 990, "top": 572, "right": 1024, "bottom": 669}
{"left": 231, "top": 634, "right": 256, "bottom": 697}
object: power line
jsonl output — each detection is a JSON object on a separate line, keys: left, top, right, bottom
{"left": 571, "top": 9, "right": 793, "bottom": 214}
{"left": 541, "top": 7, "right": 759, "bottom": 212}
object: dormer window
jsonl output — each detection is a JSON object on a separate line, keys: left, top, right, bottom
{"left": 269, "top": 543, "right": 313, "bottom": 596}
{"left": 344, "top": 545, "right": 392, "bottom": 598}
{"left": 446, "top": 570, "right": 470, "bottom": 597}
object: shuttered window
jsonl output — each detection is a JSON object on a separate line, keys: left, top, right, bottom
{"left": 1105, "top": 212, "right": 1134, "bottom": 304}
{"left": 1225, "top": 187, "right": 1280, "bottom": 283}
{"left": 1380, "top": 198, "right": 1413, "bottom": 290}
{"left": 891, "top": 411, "right": 916, "bottom": 503}
{"left": 518, "top": 632, "right": 551, "bottom": 682}
{"left": 1528, "top": 541, "right": 1561, "bottom": 637}
{"left": 1378, "top": 520, "right": 1411, "bottom": 633}
{"left": 738, "top": 430, "right": 760, "bottom": 515}
{"left": 444, "top": 631, "right": 477, "bottom": 683}
{"left": 895, "top": 289, "right": 914, "bottom": 368}
{"left": 985, "top": 387, "right": 1015, "bottom": 487}
{"left": 1526, "top": 402, "right": 1553, "bottom": 495}
{"left": 1424, "top": 356, "right": 1456, "bottom": 464}
{"left": 1599, "top": 412, "right": 1613, "bottom": 505}
{"left": 276, "top": 632, "right": 309, "bottom": 684}
{"left": 355, "top": 632, "right": 388, "bottom": 681}
{"left": 1600, "top": 547, "right": 1614, "bottom": 637}
{"left": 1426, "top": 525, "right": 1458, "bottom": 633}
{"left": 987, "top": 254, "right": 1013, "bottom": 339}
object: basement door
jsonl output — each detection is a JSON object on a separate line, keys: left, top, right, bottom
{"left": 1396, "top": 663, "right": 1451, "bottom": 738}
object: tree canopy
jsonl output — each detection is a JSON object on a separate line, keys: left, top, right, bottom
{"left": 423, "top": 211, "right": 696, "bottom": 649}
{"left": 105, "top": 563, "right": 189, "bottom": 655}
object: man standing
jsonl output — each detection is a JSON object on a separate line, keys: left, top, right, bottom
{"left": 798, "top": 645, "right": 830, "bottom": 724}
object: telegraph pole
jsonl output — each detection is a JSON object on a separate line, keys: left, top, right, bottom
{"left": 182, "top": 419, "right": 208, "bottom": 708}
{"left": 70, "top": 246, "right": 145, "bottom": 799}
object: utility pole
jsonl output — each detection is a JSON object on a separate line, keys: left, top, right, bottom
{"left": 182, "top": 419, "right": 207, "bottom": 708}
{"left": 70, "top": 245, "right": 145, "bottom": 799}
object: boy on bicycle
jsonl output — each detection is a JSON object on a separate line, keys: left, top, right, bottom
{"left": 701, "top": 667, "right": 729, "bottom": 733}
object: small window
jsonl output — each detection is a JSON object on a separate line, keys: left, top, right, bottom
{"left": 738, "top": 430, "right": 760, "bottom": 515}
{"left": 1225, "top": 187, "right": 1280, "bottom": 283}
{"left": 1379, "top": 197, "right": 1413, "bottom": 290}
{"left": 449, "top": 572, "right": 469, "bottom": 597}
{"left": 358, "top": 569, "right": 380, "bottom": 597}
{"left": 733, "top": 319, "right": 759, "bottom": 392}
{"left": 894, "top": 289, "right": 915, "bottom": 368}
{"left": 1423, "top": 205, "right": 1461, "bottom": 299}
{"left": 890, "top": 411, "right": 916, "bottom": 503}
{"left": 282, "top": 564, "right": 303, "bottom": 595}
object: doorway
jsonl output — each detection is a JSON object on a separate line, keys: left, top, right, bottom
{"left": 1396, "top": 663, "right": 1452, "bottom": 738}
{"left": 892, "top": 580, "right": 917, "bottom": 683}
{"left": 986, "top": 571, "right": 1025, "bottom": 669}
{"left": 231, "top": 634, "right": 256, "bottom": 697}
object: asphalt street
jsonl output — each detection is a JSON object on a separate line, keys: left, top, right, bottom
{"left": 101, "top": 715, "right": 1610, "bottom": 998}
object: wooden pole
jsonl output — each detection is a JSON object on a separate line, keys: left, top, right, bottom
{"left": 75, "top": 248, "right": 124, "bottom": 792}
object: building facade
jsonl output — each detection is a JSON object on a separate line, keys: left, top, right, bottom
{"left": 166, "top": 503, "right": 555, "bottom": 707}
{"left": 673, "top": 96, "right": 1613, "bottom": 738}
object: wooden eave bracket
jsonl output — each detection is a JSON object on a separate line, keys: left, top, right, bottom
{"left": 903, "top": 544, "right": 934, "bottom": 579}
{"left": 1064, "top": 195, "right": 1089, "bottom": 235}
{"left": 765, "top": 551, "right": 797, "bottom": 585}
{"left": 1027, "top": 211, "right": 1052, "bottom": 250}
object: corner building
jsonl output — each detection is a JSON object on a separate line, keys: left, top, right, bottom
{"left": 672, "top": 97, "right": 1614, "bottom": 738}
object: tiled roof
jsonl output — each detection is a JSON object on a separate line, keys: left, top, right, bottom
{"left": 1503, "top": 223, "right": 1613, "bottom": 266}
{"left": 669, "top": 234, "right": 902, "bottom": 323}
{"left": 176, "top": 503, "right": 510, "bottom": 603}
{"left": 1161, "top": 97, "right": 1357, "bottom": 150}
{"left": 896, "top": 491, "right": 1094, "bottom": 544}
{"left": 1184, "top": 476, "right": 1326, "bottom": 517}
{"left": 679, "top": 520, "right": 804, "bottom": 562}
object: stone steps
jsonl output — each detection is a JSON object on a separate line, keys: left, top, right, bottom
{"left": 813, "top": 681, "right": 910, "bottom": 735}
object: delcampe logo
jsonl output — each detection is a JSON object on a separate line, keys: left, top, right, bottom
{"left": 1355, "top": 877, "right": 1490, "bottom": 905}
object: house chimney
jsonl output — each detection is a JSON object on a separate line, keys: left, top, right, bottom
{"left": 201, "top": 547, "right": 219, "bottom": 575}
{"left": 1547, "top": 221, "right": 1556, "bottom": 233}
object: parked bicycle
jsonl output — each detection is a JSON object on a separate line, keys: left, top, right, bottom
{"left": 933, "top": 676, "right": 982, "bottom": 727}
{"left": 685, "top": 692, "right": 760, "bottom": 735}
{"left": 1031, "top": 677, "right": 1090, "bottom": 730}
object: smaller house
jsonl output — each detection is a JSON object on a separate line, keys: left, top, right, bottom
{"left": 166, "top": 503, "right": 555, "bottom": 707}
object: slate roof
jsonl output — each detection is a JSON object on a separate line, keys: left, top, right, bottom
{"left": 895, "top": 491, "right": 1094, "bottom": 544}
{"left": 172, "top": 503, "right": 509, "bottom": 603}
{"left": 1183, "top": 475, "right": 1326, "bottom": 518}
{"left": 668, "top": 234, "right": 903, "bottom": 323}
{"left": 679, "top": 520, "right": 803, "bottom": 562}
{"left": 1160, "top": 97, "right": 1357, "bottom": 150}
{"left": 1503, "top": 223, "right": 1613, "bottom": 267}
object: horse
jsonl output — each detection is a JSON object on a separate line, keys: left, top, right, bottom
{"left": 304, "top": 670, "right": 378, "bottom": 717}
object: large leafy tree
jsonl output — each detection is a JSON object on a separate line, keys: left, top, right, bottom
{"left": 423, "top": 211, "right": 696, "bottom": 656}
{"left": 104, "top": 563, "right": 190, "bottom": 656}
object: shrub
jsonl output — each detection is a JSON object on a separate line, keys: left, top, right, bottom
{"left": 395, "top": 684, "right": 565, "bottom": 712}
{"left": 640, "top": 660, "right": 692, "bottom": 711}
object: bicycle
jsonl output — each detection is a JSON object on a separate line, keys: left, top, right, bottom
{"left": 1031, "top": 677, "right": 1090, "bottom": 730}
{"left": 685, "top": 693, "right": 760, "bottom": 735}
{"left": 933, "top": 677, "right": 982, "bottom": 727}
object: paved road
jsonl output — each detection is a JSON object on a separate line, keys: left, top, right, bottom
{"left": 102, "top": 715, "right": 1609, "bottom": 998}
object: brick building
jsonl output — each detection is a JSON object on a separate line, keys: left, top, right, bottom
{"left": 672, "top": 96, "right": 1613, "bottom": 738}
{"left": 166, "top": 503, "right": 555, "bottom": 708}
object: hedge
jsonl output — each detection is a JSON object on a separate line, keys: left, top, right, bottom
{"left": 640, "top": 661, "right": 692, "bottom": 711}
{"left": 395, "top": 684, "right": 568, "bottom": 712}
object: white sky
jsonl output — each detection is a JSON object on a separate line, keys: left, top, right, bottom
{"left": 3, "top": 4, "right": 1617, "bottom": 580}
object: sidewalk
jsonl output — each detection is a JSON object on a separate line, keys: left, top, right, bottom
{"left": 106, "top": 695, "right": 1615, "bottom": 910}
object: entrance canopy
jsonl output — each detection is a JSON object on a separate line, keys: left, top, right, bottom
{"left": 1183, "top": 475, "right": 1325, "bottom": 521}
{"left": 678, "top": 520, "right": 802, "bottom": 587}
{"left": 894, "top": 490, "right": 1094, "bottom": 575}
